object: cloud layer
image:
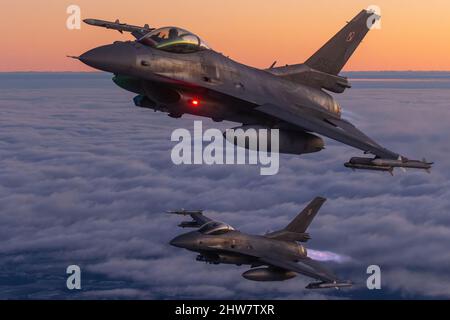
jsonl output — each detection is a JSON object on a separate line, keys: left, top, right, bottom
{"left": 0, "top": 72, "right": 449, "bottom": 299}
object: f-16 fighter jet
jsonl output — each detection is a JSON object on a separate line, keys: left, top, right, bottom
{"left": 75, "top": 10, "right": 432, "bottom": 173}
{"left": 168, "top": 198, "right": 352, "bottom": 289}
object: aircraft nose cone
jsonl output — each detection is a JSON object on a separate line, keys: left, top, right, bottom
{"left": 170, "top": 233, "right": 197, "bottom": 249}
{"left": 170, "top": 235, "right": 184, "bottom": 248}
{"left": 79, "top": 42, "right": 135, "bottom": 73}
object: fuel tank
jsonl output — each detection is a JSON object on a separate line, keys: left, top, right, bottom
{"left": 224, "top": 125, "right": 324, "bottom": 155}
{"left": 242, "top": 268, "right": 297, "bottom": 281}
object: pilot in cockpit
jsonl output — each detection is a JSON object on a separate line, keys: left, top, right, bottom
{"left": 168, "top": 28, "right": 179, "bottom": 40}
{"left": 139, "top": 27, "right": 210, "bottom": 53}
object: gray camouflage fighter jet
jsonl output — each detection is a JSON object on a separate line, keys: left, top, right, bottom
{"left": 168, "top": 197, "right": 352, "bottom": 289}
{"left": 75, "top": 10, "right": 432, "bottom": 173}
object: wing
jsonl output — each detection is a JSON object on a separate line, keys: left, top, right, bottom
{"left": 261, "top": 256, "right": 338, "bottom": 283}
{"left": 221, "top": 244, "right": 338, "bottom": 283}
{"left": 167, "top": 210, "right": 211, "bottom": 228}
{"left": 256, "top": 103, "right": 400, "bottom": 159}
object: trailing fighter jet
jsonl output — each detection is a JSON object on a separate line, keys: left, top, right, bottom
{"left": 168, "top": 198, "right": 352, "bottom": 289}
{"left": 75, "top": 9, "right": 432, "bottom": 173}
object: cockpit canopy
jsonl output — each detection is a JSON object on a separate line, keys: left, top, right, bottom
{"left": 139, "top": 27, "right": 210, "bottom": 53}
{"left": 198, "top": 221, "right": 235, "bottom": 235}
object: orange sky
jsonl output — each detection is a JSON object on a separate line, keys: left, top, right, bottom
{"left": 1, "top": 0, "right": 450, "bottom": 71}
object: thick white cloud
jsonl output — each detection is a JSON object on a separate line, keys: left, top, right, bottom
{"left": 0, "top": 73, "right": 449, "bottom": 299}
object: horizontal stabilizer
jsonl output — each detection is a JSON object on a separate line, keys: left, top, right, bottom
{"left": 266, "top": 63, "right": 352, "bottom": 93}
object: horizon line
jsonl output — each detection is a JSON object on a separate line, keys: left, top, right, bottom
{"left": 1, "top": 70, "right": 450, "bottom": 73}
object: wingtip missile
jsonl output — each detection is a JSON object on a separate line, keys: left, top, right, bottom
{"left": 82, "top": 18, "right": 154, "bottom": 35}
{"left": 167, "top": 209, "right": 204, "bottom": 216}
{"left": 306, "top": 280, "right": 353, "bottom": 290}
{"left": 82, "top": 18, "right": 96, "bottom": 25}
{"left": 83, "top": 18, "right": 117, "bottom": 27}
{"left": 345, "top": 156, "right": 433, "bottom": 173}
{"left": 83, "top": 18, "right": 123, "bottom": 33}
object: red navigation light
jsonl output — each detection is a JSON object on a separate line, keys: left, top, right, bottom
{"left": 189, "top": 99, "right": 200, "bottom": 107}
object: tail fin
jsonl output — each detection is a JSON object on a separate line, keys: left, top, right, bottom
{"left": 285, "top": 197, "right": 326, "bottom": 233}
{"left": 305, "top": 9, "right": 380, "bottom": 75}
{"left": 265, "top": 197, "right": 326, "bottom": 242}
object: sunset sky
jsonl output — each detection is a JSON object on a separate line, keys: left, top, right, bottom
{"left": 2, "top": 0, "right": 450, "bottom": 71}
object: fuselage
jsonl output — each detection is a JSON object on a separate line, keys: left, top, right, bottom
{"left": 170, "top": 230, "right": 307, "bottom": 267}
{"left": 80, "top": 41, "right": 342, "bottom": 127}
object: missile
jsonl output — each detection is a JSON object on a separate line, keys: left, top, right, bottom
{"left": 83, "top": 18, "right": 154, "bottom": 34}
{"left": 372, "top": 158, "right": 433, "bottom": 170}
{"left": 166, "top": 209, "right": 204, "bottom": 216}
{"left": 344, "top": 157, "right": 432, "bottom": 174}
{"left": 306, "top": 280, "right": 353, "bottom": 290}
